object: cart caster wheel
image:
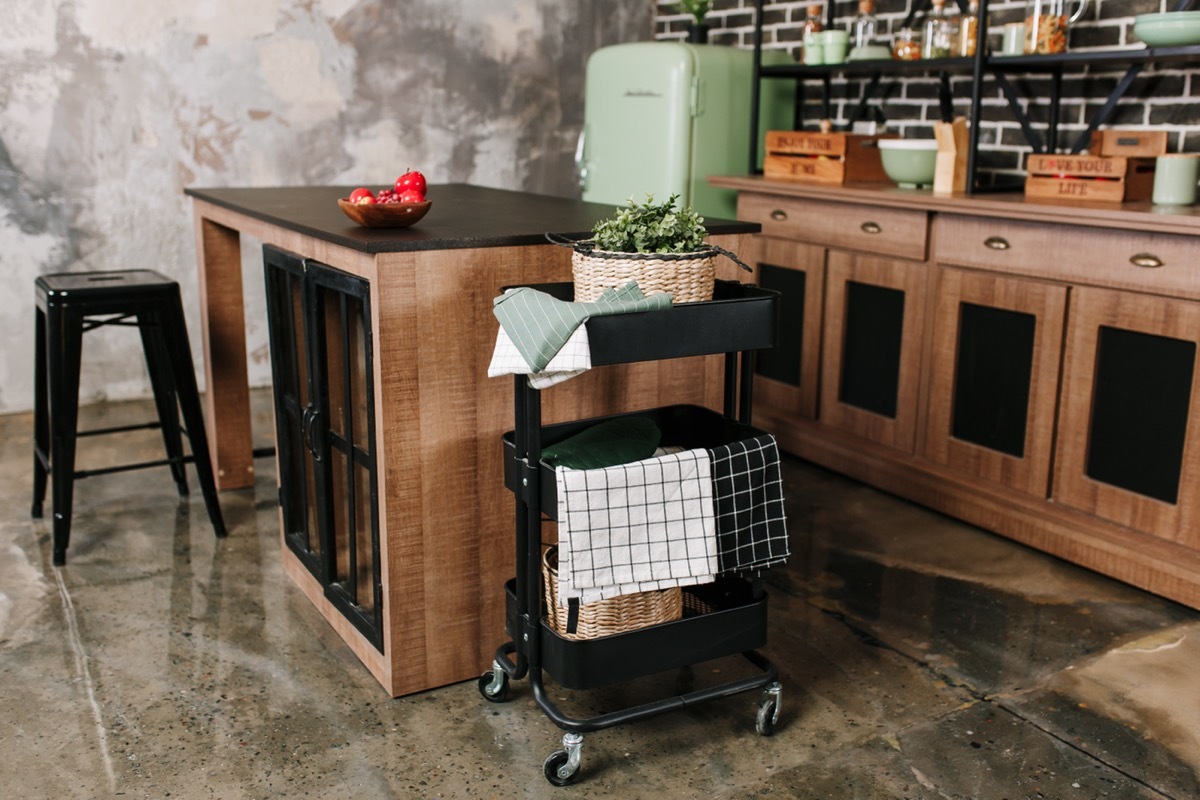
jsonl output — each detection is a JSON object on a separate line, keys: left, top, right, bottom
{"left": 755, "top": 699, "right": 777, "bottom": 736}
{"left": 477, "top": 667, "right": 510, "bottom": 703}
{"left": 756, "top": 681, "right": 783, "bottom": 736}
{"left": 544, "top": 732, "right": 583, "bottom": 786}
{"left": 543, "top": 750, "right": 579, "bottom": 786}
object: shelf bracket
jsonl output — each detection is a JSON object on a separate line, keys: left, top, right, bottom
{"left": 991, "top": 71, "right": 1046, "bottom": 153}
{"left": 1068, "top": 63, "right": 1144, "bottom": 154}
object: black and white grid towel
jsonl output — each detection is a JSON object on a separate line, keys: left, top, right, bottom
{"left": 555, "top": 449, "right": 717, "bottom": 606}
{"left": 708, "top": 434, "right": 790, "bottom": 575}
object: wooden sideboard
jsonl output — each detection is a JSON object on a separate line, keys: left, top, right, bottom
{"left": 711, "top": 176, "right": 1200, "bottom": 610}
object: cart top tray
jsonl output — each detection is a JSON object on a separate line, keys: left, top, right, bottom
{"left": 513, "top": 280, "right": 778, "bottom": 365}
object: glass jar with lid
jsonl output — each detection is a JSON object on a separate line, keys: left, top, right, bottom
{"left": 921, "top": 0, "right": 958, "bottom": 59}
{"left": 892, "top": 27, "right": 922, "bottom": 60}
{"left": 1024, "top": 0, "right": 1089, "bottom": 55}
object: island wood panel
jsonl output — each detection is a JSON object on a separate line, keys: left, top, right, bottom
{"left": 191, "top": 199, "right": 380, "bottom": 490}
{"left": 743, "top": 235, "right": 826, "bottom": 420}
{"left": 1053, "top": 286, "right": 1200, "bottom": 546}
{"left": 933, "top": 214, "right": 1200, "bottom": 302}
{"left": 819, "top": 251, "right": 927, "bottom": 454}
{"left": 922, "top": 267, "right": 1067, "bottom": 497}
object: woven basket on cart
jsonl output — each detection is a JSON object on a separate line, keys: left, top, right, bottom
{"left": 542, "top": 546, "right": 682, "bottom": 640}
{"left": 546, "top": 233, "right": 751, "bottom": 304}
{"left": 571, "top": 247, "right": 718, "bottom": 303}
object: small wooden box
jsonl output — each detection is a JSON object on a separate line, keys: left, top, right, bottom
{"left": 763, "top": 130, "right": 893, "bottom": 185}
{"left": 1088, "top": 129, "right": 1169, "bottom": 158}
{"left": 1024, "top": 153, "right": 1156, "bottom": 203}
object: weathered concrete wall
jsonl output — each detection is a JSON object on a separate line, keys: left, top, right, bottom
{"left": 0, "top": 0, "right": 652, "bottom": 413}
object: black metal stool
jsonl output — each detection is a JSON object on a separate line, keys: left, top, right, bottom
{"left": 32, "top": 270, "right": 227, "bottom": 565}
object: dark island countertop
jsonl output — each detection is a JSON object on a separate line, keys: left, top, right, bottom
{"left": 186, "top": 183, "right": 760, "bottom": 254}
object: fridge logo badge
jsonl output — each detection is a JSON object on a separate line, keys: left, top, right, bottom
{"left": 624, "top": 89, "right": 663, "bottom": 98}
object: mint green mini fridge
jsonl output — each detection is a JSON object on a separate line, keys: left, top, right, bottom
{"left": 578, "top": 42, "right": 793, "bottom": 220}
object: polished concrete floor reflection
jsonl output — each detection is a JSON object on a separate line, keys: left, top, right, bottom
{"left": 2, "top": 392, "right": 1199, "bottom": 799}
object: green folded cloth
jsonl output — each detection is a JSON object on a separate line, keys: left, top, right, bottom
{"left": 540, "top": 416, "right": 662, "bottom": 470}
{"left": 493, "top": 281, "right": 672, "bottom": 373}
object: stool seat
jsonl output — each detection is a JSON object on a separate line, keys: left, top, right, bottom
{"left": 32, "top": 269, "right": 226, "bottom": 565}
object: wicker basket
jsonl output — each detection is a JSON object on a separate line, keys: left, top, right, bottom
{"left": 571, "top": 247, "right": 718, "bottom": 303}
{"left": 542, "top": 546, "right": 682, "bottom": 640}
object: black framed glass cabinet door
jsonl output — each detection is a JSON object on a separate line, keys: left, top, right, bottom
{"left": 264, "top": 245, "right": 383, "bottom": 651}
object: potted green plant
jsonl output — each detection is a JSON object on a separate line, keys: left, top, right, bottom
{"left": 552, "top": 194, "right": 748, "bottom": 303}
{"left": 677, "top": 0, "right": 712, "bottom": 43}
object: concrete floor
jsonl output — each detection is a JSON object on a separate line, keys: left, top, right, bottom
{"left": 3, "top": 392, "right": 1200, "bottom": 799}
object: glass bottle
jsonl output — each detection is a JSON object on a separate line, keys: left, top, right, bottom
{"left": 921, "top": 0, "right": 957, "bottom": 59}
{"left": 1024, "top": 0, "right": 1089, "bottom": 55}
{"left": 957, "top": 0, "right": 980, "bottom": 57}
{"left": 852, "top": 0, "right": 879, "bottom": 49}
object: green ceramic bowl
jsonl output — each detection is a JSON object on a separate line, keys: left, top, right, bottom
{"left": 1134, "top": 11, "right": 1200, "bottom": 48}
{"left": 878, "top": 139, "right": 938, "bottom": 188}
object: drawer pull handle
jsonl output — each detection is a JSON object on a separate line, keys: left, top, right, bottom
{"left": 860, "top": 221, "right": 882, "bottom": 234}
{"left": 770, "top": 209, "right": 788, "bottom": 221}
{"left": 984, "top": 236, "right": 1010, "bottom": 251}
{"left": 1130, "top": 252, "right": 1164, "bottom": 269}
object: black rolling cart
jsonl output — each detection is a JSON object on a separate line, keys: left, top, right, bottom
{"left": 479, "top": 280, "right": 785, "bottom": 786}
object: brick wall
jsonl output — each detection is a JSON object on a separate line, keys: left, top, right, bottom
{"left": 654, "top": 0, "right": 1200, "bottom": 186}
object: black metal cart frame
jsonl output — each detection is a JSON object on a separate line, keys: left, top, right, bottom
{"left": 478, "top": 281, "right": 785, "bottom": 786}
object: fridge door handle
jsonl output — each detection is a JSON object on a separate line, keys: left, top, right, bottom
{"left": 575, "top": 128, "right": 588, "bottom": 191}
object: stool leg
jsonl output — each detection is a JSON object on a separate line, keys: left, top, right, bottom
{"left": 159, "top": 299, "right": 227, "bottom": 539}
{"left": 140, "top": 317, "right": 189, "bottom": 496}
{"left": 48, "top": 306, "right": 84, "bottom": 566}
{"left": 32, "top": 307, "right": 50, "bottom": 518}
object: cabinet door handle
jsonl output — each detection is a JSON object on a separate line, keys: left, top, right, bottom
{"left": 984, "top": 236, "right": 1010, "bottom": 250}
{"left": 1129, "top": 252, "right": 1164, "bottom": 269}
{"left": 770, "top": 209, "right": 788, "bottom": 221}
{"left": 302, "top": 404, "right": 323, "bottom": 462}
{"left": 860, "top": 221, "right": 882, "bottom": 234}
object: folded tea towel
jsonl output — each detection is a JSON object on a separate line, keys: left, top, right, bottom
{"left": 708, "top": 434, "right": 789, "bottom": 575}
{"left": 555, "top": 448, "right": 717, "bottom": 605}
{"left": 488, "top": 281, "right": 672, "bottom": 385}
{"left": 489, "top": 324, "right": 590, "bottom": 389}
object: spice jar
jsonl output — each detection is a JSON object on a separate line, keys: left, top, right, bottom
{"left": 802, "top": 5, "right": 825, "bottom": 64}
{"left": 922, "top": 0, "right": 957, "bottom": 59}
{"left": 892, "top": 28, "right": 922, "bottom": 60}
{"left": 1024, "top": 0, "right": 1089, "bottom": 55}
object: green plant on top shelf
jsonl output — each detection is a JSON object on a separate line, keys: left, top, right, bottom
{"left": 676, "top": 0, "right": 711, "bottom": 25}
{"left": 592, "top": 194, "right": 707, "bottom": 254}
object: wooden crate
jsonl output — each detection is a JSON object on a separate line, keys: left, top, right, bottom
{"left": 1024, "top": 153, "right": 1155, "bottom": 203}
{"left": 763, "top": 130, "right": 893, "bottom": 185}
{"left": 1089, "top": 129, "right": 1168, "bottom": 158}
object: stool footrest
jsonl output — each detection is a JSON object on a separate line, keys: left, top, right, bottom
{"left": 77, "top": 421, "right": 165, "bottom": 438}
{"left": 74, "top": 455, "right": 195, "bottom": 480}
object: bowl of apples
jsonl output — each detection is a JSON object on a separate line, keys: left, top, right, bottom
{"left": 338, "top": 170, "right": 431, "bottom": 228}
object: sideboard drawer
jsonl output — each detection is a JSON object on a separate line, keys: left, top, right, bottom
{"left": 934, "top": 214, "right": 1200, "bottom": 299}
{"left": 739, "top": 193, "right": 929, "bottom": 261}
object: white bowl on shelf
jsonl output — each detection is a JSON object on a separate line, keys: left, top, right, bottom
{"left": 1134, "top": 11, "right": 1200, "bottom": 47}
{"left": 877, "top": 139, "right": 939, "bottom": 188}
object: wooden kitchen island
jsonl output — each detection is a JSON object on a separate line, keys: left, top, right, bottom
{"left": 711, "top": 175, "right": 1200, "bottom": 611}
{"left": 185, "top": 184, "right": 755, "bottom": 696}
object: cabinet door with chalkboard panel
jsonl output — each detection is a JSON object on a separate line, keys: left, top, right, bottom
{"left": 922, "top": 267, "right": 1067, "bottom": 497}
{"left": 819, "top": 250, "right": 927, "bottom": 453}
{"left": 746, "top": 236, "right": 826, "bottom": 423}
{"left": 1053, "top": 287, "right": 1200, "bottom": 544}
